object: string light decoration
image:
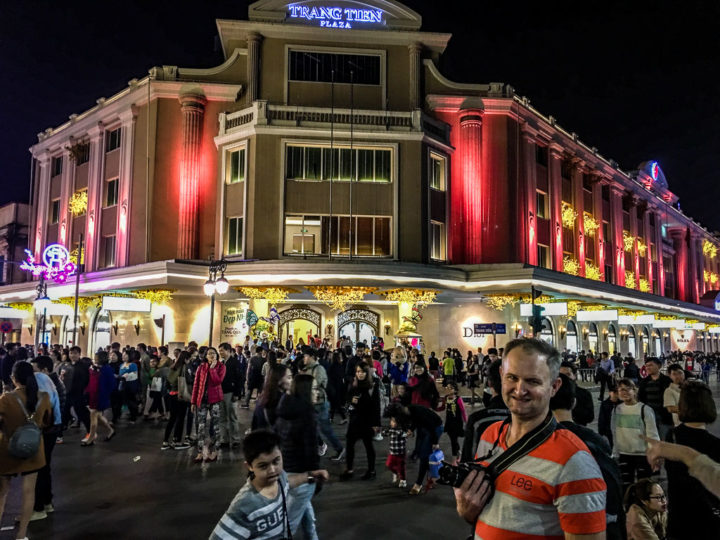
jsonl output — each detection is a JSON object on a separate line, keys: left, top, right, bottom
{"left": 483, "top": 294, "right": 520, "bottom": 311}
{"left": 308, "top": 286, "right": 376, "bottom": 311}
{"left": 623, "top": 231, "right": 636, "bottom": 253}
{"left": 7, "top": 302, "right": 33, "bottom": 312}
{"left": 657, "top": 314, "right": 679, "bottom": 321}
{"left": 133, "top": 288, "right": 176, "bottom": 305}
{"left": 638, "top": 279, "right": 651, "bottom": 293}
{"left": 55, "top": 296, "right": 98, "bottom": 311}
{"left": 563, "top": 256, "right": 580, "bottom": 276}
{"left": 561, "top": 202, "right": 578, "bottom": 229}
{"left": 379, "top": 289, "right": 437, "bottom": 311}
{"left": 583, "top": 213, "right": 600, "bottom": 236}
{"left": 712, "top": 273, "right": 719, "bottom": 286}
{"left": 619, "top": 308, "right": 648, "bottom": 317}
{"left": 238, "top": 287, "right": 298, "bottom": 306}
{"left": 704, "top": 271, "right": 719, "bottom": 285}
{"left": 585, "top": 262, "right": 602, "bottom": 281}
{"left": 68, "top": 190, "right": 88, "bottom": 216}
{"left": 637, "top": 239, "right": 647, "bottom": 257}
{"left": 567, "top": 301, "right": 582, "bottom": 318}
{"left": 581, "top": 304, "right": 610, "bottom": 311}
{"left": 69, "top": 248, "right": 84, "bottom": 266}
{"left": 703, "top": 240, "right": 718, "bottom": 259}
{"left": 625, "top": 271, "right": 636, "bottom": 289}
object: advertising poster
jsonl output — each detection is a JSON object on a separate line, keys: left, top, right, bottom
{"left": 221, "top": 302, "right": 249, "bottom": 344}
{"left": 670, "top": 328, "right": 696, "bottom": 352}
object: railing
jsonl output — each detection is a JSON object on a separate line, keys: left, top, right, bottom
{"left": 220, "top": 102, "right": 450, "bottom": 144}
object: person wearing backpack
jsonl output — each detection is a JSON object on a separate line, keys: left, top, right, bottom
{"left": 0, "top": 361, "right": 53, "bottom": 540}
{"left": 612, "top": 377, "right": 659, "bottom": 494}
{"left": 551, "top": 373, "right": 626, "bottom": 539}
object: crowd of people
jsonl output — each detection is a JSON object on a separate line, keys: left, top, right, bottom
{"left": 0, "top": 335, "right": 719, "bottom": 539}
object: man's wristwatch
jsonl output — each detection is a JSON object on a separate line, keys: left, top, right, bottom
{"left": 306, "top": 474, "right": 316, "bottom": 484}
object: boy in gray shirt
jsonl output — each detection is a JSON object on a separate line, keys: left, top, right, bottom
{"left": 211, "top": 430, "right": 329, "bottom": 540}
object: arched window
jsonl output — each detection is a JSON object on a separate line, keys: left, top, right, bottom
{"left": 540, "top": 317, "right": 554, "bottom": 346}
{"left": 607, "top": 324, "right": 617, "bottom": 355}
{"left": 566, "top": 320, "right": 578, "bottom": 354}
{"left": 627, "top": 326, "right": 637, "bottom": 359}
{"left": 588, "top": 323, "right": 599, "bottom": 354}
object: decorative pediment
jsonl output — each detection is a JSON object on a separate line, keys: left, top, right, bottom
{"left": 248, "top": 0, "right": 422, "bottom": 30}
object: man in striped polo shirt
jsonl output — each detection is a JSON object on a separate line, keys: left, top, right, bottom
{"left": 454, "top": 338, "right": 607, "bottom": 539}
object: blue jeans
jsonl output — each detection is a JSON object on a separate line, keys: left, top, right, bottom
{"left": 314, "top": 401, "right": 343, "bottom": 453}
{"left": 288, "top": 482, "right": 318, "bottom": 540}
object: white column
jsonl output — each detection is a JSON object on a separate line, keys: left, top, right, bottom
{"left": 85, "top": 123, "right": 105, "bottom": 271}
{"left": 59, "top": 147, "right": 74, "bottom": 247}
{"left": 33, "top": 153, "right": 52, "bottom": 258}
{"left": 116, "top": 108, "right": 137, "bottom": 267}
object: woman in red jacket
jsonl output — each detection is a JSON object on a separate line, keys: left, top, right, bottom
{"left": 191, "top": 347, "right": 226, "bottom": 463}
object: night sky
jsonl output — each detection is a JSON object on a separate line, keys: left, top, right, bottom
{"left": 2, "top": 1, "right": 718, "bottom": 231}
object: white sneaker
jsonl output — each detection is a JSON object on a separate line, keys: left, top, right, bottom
{"left": 44, "top": 503, "right": 54, "bottom": 513}
{"left": 392, "top": 473, "right": 398, "bottom": 484}
{"left": 29, "top": 510, "right": 47, "bottom": 521}
{"left": 318, "top": 442, "right": 328, "bottom": 456}
{"left": 398, "top": 480, "right": 407, "bottom": 488}
{"left": 331, "top": 448, "right": 346, "bottom": 461}
{"left": 373, "top": 433, "right": 383, "bottom": 441}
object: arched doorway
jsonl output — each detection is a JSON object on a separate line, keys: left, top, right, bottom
{"left": 91, "top": 309, "right": 112, "bottom": 354}
{"left": 566, "top": 320, "right": 579, "bottom": 354}
{"left": 641, "top": 327, "right": 650, "bottom": 358}
{"left": 337, "top": 308, "right": 379, "bottom": 347}
{"left": 607, "top": 324, "right": 617, "bottom": 355}
{"left": 278, "top": 307, "right": 322, "bottom": 346}
{"left": 627, "top": 326, "right": 637, "bottom": 359}
{"left": 653, "top": 330, "right": 662, "bottom": 356}
{"left": 540, "top": 317, "right": 554, "bottom": 346}
{"left": 588, "top": 323, "right": 599, "bottom": 355}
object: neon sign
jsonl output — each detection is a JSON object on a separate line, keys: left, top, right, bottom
{"left": 288, "top": 5, "right": 384, "bottom": 28}
{"left": 650, "top": 162, "right": 659, "bottom": 181}
{"left": 20, "top": 244, "right": 76, "bottom": 284}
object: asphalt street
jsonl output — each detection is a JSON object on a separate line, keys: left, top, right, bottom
{"left": 2, "top": 379, "right": 719, "bottom": 539}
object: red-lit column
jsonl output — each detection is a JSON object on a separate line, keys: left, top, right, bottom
{"left": 522, "top": 126, "right": 538, "bottom": 265}
{"left": 671, "top": 228, "right": 688, "bottom": 301}
{"left": 549, "top": 144, "right": 564, "bottom": 272}
{"left": 642, "top": 206, "right": 653, "bottom": 293}
{"left": 458, "top": 110, "right": 483, "bottom": 263}
{"left": 610, "top": 185, "right": 625, "bottom": 286}
{"left": 594, "top": 177, "right": 605, "bottom": 280}
{"left": 177, "top": 93, "right": 207, "bottom": 260}
{"left": 571, "top": 159, "right": 585, "bottom": 275}
{"left": 85, "top": 124, "right": 104, "bottom": 271}
{"left": 654, "top": 208, "right": 666, "bottom": 295}
{"left": 689, "top": 231, "right": 701, "bottom": 303}
{"left": 629, "top": 198, "right": 639, "bottom": 290}
{"left": 33, "top": 153, "right": 52, "bottom": 259}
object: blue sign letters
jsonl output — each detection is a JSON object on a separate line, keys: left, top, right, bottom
{"left": 288, "top": 5, "right": 384, "bottom": 28}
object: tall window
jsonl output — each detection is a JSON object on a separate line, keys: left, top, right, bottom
{"left": 537, "top": 244, "right": 550, "bottom": 269}
{"left": 289, "top": 51, "right": 381, "bottom": 85}
{"left": 228, "top": 148, "right": 246, "bottom": 184}
{"left": 284, "top": 214, "right": 391, "bottom": 256}
{"left": 286, "top": 145, "right": 391, "bottom": 183}
{"left": 536, "top": 190, "right": 548, "bottom": 219}
{"left": 51, "top": 156, "right": 63, "bottom": 177}
{"left": 101, "top": 236, "right": 116, "bottom": 268}
{"left": 430, "top": 221, "right": 446, "bottom": 261}
{"left": 49, "top": 199, "right": 60, "bottom": 224}
{"left": 75, "top": 143, "right": 90, "bottom": 165}
{"left": 105, "top": 178, "right": 119, "bottom": 207}
{"left": 429, "top": 152, "right": 446, "bottom": 191}
{"left": 227, "top": 217, "right": 243, "bottom": 256}
{"left": 106, "top": 128, "right": 121, "bottom": 152}
{"left": 535, "top": 145, "right": 548, "bottom": 167}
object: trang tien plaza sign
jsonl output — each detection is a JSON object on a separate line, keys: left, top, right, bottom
{"left": 288, "top": 5, "right": 384, "bottom": 28}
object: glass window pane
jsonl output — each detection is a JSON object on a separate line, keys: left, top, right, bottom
{"left": 374, "top": 218, "right": 390, "bottom": 256}
{"left": 287, "top": 146, "right": 304, "bottom": 179}
{"left": 305, "top": 147, "right": 322, "bottom": 180}
{"left": 358, "top": 150, "right": 374, "bottom": 182}
{"left": 338, "top": 217, "right": 351, "bottom": 255}
{"left": 356, "top": 217, "right": 373, "bottom": 255}
{"left": 376, "top": 150, "right": 391, "bottom": 182}
{"left": 339, "top": 149, "right": 352, "bottom": 181}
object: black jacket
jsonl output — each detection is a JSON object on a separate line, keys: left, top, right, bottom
{"left": 274, "top": 393, "right": 319, "bottom": 473}
{"left": 347, "top": 380, "right": 381, "bottom": 429}
{"left": 461, "top": 395, "right": 510, "bottom": 462}
{"left": 69, "top": 359, "right": 90, "bottom": 397}
{"left": 221, "top": 355, "right": 244, "bottom": 397}
{"left": 407, "top": 404, "right": 443, "bottom": 444}
{"left": 598, "top": 397, "right": 619, "bottom": 449}
{"left": 572, "top": 385, "right": 595, "bottom": 426}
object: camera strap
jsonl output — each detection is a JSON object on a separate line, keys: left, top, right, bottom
{"left": 476, "top": 412, "right": 558, "bottom": 478}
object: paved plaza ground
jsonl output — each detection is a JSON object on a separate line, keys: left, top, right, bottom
{"left": 3, "top": 379, "right": 720, "bottom": 539}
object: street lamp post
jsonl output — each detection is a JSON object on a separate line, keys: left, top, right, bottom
{"left": 34, "top": 276, "right": 51, "bottom": 348}
{"left": 204, "top": 259, "right": 229, "bottom": 347}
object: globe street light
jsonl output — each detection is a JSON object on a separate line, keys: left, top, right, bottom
{"left": 205, "top": 259, "right": 228, "bottom": 347}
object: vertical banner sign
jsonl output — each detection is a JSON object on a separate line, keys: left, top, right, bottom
{"left": 220, "top": 303, "right": 249, "bottom": 343}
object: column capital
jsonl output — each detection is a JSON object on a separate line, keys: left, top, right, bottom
{"left": 246, "top": 31, "right": 263, "bottom": 44}
{"left": 548, "top": 143, "right": 564, "bottom": 160}
{"left": 459, "top": 111, "right": 483, "bottom": 128}
{"left": 408, "top": 41, "right": 423, "bottom": 54}
{"left": 609, "top": 184, "right": 626, "bottom": 197}
{"left": 87, "top": 122, "right": 105, "bottom": 141}
{"left": 179, "top": 92, "right": 207, "bottom": 111}
{"left": 118, "top": 108, "right": 137, "bottom": 125}
{"left": 34, "top": 151, "right": 52, "bottom": 166}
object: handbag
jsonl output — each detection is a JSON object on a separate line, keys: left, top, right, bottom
{"left": 150, "top": 376, "right": 163, "bottom": 393}
{"left": 8, "top": 393, "right": 42, "bottom": 459}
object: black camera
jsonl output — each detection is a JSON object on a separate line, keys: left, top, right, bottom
{"left": 437, "top": 461, "right": 493, "bottom": 488}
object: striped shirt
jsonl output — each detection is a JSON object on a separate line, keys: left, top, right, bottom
{"left": 474, "top": 421, "right": 606, "bottom": 539}
{"left": 210, "top": 472, "right": 289, "bottom": 540}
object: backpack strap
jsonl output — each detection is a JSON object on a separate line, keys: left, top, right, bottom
{"left": 12, "top": 392, "right": 35, "bottom": 424}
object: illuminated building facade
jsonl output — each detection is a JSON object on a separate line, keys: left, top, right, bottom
{"left": 1, "top": 0, "right": 719, "bottom": 355}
